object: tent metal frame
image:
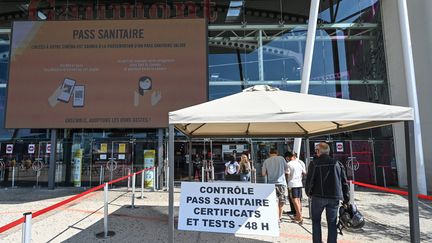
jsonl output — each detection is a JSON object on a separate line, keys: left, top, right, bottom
{"left": 168, "top": 120, "right": 420, "bottom": 243}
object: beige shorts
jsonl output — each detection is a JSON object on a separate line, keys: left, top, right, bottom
{"left": 275, "top": 185, "right": 287, "bottom": 203}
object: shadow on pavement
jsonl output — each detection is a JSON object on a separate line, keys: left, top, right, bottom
{"left": 354, "top": 202, "right": 432, "bottom": 242}
{"left": 0, "top": 187, "right": 89, "bottom": 205}
{"left": 58, "top": 205, "right": 272, "bottom": 243}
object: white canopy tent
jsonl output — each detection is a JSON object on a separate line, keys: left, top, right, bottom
{"left": 166, "top": 85, "right": 419, "bottom": 242}
{"left": 169, "top": 85, "right": 413, "bottom": 137}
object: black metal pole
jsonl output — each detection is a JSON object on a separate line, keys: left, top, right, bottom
{"left": 404, "top": 120, "right": 420, "bottom": 243}
{"left": 48, "top": 129, "right": 57, "bottom": 189}
{"left": 188, "top": 139, "right": 193, "bottom": 181}
{"left": 168, "top": 125, "right": 175, "bottom": 243}
{"left": 158, "top": 128, "right": 164, "bottom": 190}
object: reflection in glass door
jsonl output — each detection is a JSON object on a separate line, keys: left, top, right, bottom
{"left": 331, "top": 140, "right": 376, "bottom": 184}
{"left": 91, "top": 140, "right": 133, "bottom": 186}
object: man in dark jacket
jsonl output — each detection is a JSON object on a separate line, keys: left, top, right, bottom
{"left": 305, "top": 142, "right": 350, "bottom": 243}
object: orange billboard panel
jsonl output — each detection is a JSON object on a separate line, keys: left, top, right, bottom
{"left": 6, "top": 19, "right": 207, "bottom": 128}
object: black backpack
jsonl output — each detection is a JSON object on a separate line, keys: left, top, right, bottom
{"left": 337, "top": 203, "right": 365, "bottom": 235}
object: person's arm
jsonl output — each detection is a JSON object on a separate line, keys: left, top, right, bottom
{"left": 286, "top": 164, "right": 291, "bottom": 176}
{"left": 339, "top": 161, "right": 350, "bottom": 204}
{"left": 236, "top": 162, "right": 240, "bottom": 174}
{"left": 261, "top": 162, "right": 267, "bottom": 176}
{"left": 224, "top": 163, "right": 228, "bottom": 175}
{"left": 305, "top": 161, "right": 315, "bottom": 197}
{"left": 301, "top": 160, "right": 306, "bottom": 175}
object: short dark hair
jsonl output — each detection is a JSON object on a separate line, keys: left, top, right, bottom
{"left": 269, "top": 149, "right": 278, "bottom": 154}
{"left": 284, "top": 151, "right": 297, "bottom": 158}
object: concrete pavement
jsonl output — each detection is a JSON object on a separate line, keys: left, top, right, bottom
{"left": 0, "top": 185, "right": 431, "bottom": 242}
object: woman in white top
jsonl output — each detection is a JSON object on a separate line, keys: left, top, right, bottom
{"left": 224, "top": 155, "right": 240, "bottom": 176}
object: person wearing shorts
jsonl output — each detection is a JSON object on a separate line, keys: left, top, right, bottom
{"left": 262, "top": 149, "right": 289, "bottom": 222}
{"left": 286, "top": 152, "right": 306, "bottom": 224}
{"left": 275, "top": 184, "right": 287, "bottom": 204}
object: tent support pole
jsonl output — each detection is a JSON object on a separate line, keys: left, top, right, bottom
{"left": 168, "top": 125, "right": 175, "bottom": 243}
{"left": 404, "top": 121, "right": 420, "bottom": 243}
{"left": 188, "top": 138, "right": 192, "bottom": 181}
{"left": 293, "top": 0, "right": 320, "bottom": 155}
{"left": 305, "top": 138, "right": 311, "bottom": 168}
{"left": 48, "top": 129, "right": 57, "bottom": 190}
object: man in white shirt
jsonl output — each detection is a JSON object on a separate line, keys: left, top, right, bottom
{"left": 286, "top": 152, "right": 306, "bottom": 224}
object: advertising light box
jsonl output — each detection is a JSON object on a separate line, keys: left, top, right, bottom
{"left": 6, "top": 19, "right": 207, "bottom": 128}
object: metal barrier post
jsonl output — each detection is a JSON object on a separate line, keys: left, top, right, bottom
{"left": 141, "top": 170, "right": 144, "bottom": 199}
{"left": 382, "top": 167, "right": 387, "bottom": 188}
{"left": 88, "top": 165, "right": 92, "bottom": 188}
{"left": 127, "top": 168, "right": 131, "bottom": 191}
{"left": 103, "top": 183, "right": 108, "bottom": 237}
{"left": 349, "top": 180, "right": 355, "bottom": 204}
{"left": 96, "top": 183, "right": 115, "bottom": 238}
{"left": 152, "top": 167, "right": 156, "bottom": 191}
{"left": 210, "top": 161, "right": 215, "bottom": 181}
{"left": 132, "top": 173, "right": 136, "bottom": 207}
{"left": 35, "top": 171, "right": 40, "bottom": 188}
{"left": 201, "top": 162, "right": 205, "bottom": 182}
{"left": 166, "top": 166, "right": 169, "bottom": 191}
{"left": 12, "top": 166, "right": 16, "bottom": 188}
{"left": 109, "top": 162, "right": 113, "bottom": 183}
{"left": 128, "top": 173, "right": 136, "bottom": 208}
{"left": 21, "top": 212, "right": 32, "bottom": 243}
{"left": 156, "top": 166, "right": 159, "bottom": 190}
{"left": 0, "top": 161, "right": 4, "bottom": 184}
{"left": 99, "top": 166, "right": 104, "bottom": 185}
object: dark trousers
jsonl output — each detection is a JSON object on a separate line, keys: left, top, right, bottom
{"left": 311, "top": 196, "right": 339, "bottom": 243}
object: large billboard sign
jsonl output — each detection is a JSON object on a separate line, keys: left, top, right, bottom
{"left": 6, "top": 19, "right": 207, "bottom": 128}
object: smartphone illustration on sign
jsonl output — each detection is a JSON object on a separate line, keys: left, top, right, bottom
{"left": 57, "top": 78, "right": 76, "bottom": 102}
{"left": 73, "top": 85, "right": 85, "bottom": 107}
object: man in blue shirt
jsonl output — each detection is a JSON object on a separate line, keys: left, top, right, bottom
{"left": 262, "top": 149, "right": 289, "bottom": 222}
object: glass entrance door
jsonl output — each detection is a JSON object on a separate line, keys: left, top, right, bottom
{"left": 91, "top": 140, "right": 133, "bottom": 186}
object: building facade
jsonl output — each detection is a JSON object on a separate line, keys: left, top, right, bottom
{"left": 0, "top": 0, "right": 429, "bottom": 193}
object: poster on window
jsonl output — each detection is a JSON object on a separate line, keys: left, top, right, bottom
{"left": 144, "top": 150, "right": 155, "bottom": 188}
{"left": 100, "top": 143, "right": 108, "bottom": 153}
{"left": 119, "top": 143, "right": 126, "bottom": 153}
{"left": 28, "top": 144, "right": 36, "bottom": 154}
{"left": 336, "top": 142, "right": 344, "bottom": 153}
{"left": 46, "top": 143, "right": 51, "bottom": 154}
{"left": 72, "top": 147, "right": 83, "bottom": 187}
{"left": 6, "top": 144, "right": 13, "bottom": 154}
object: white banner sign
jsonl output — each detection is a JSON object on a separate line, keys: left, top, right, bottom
{"left": 178, "top": 182, "right": 279, "bottom": 236}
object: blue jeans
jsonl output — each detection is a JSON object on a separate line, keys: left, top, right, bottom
{"left": 240, "top": 172, "right": 250, "bottom": 181}
{"left": 311, "top": 196, "right": 339, "bottom": 243}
